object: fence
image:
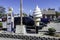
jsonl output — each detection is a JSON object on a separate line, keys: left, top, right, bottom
{"left": 0, "top": 33, "right": 59, "bottom": 40}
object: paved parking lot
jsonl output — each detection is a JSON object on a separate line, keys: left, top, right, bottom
{"left": 39, "top": 22, "right": 60, "bottom": 32}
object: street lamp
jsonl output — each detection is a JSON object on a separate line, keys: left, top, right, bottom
{"left": 20, "top": 0, "right": 23, "bottom": 25}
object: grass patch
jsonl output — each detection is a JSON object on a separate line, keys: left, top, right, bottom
{"left": 0, "top": 22, "right": 2, "bottom": 26}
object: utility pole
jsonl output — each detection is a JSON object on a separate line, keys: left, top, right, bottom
{"left": 16, "top": 0, "right": 26, "bottom": 34}
{"left": 20, "top": 0, "right": 23, "bottom": 25}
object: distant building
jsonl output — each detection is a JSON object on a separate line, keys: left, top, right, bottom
{"left": 42, "top": 8, "right": 56, "bottom": 20}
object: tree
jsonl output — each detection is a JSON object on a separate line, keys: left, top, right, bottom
{"left": 0, "top": 14, "right": 2, "bottom": 18}
{"left": 23, "top": 13, "right": 28, "bottom": 17}
{"left": 0, "top": 6, "right": 5, "bottom": 14}
{"left": 0, "top": 6, "right": 6, "bottom": 17}
{"left": 55, "top": 11, "right": 60, "bottom": 17}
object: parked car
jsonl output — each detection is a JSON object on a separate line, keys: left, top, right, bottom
{"left": 41, "top": 18, "right": 50, "bottom": 24}
{"left": 38, "top": 18, "right": 50, "bottom": 29}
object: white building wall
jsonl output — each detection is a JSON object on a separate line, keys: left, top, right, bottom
{"left": 47, "top": 10, "right": 55, "bottom": 14}
{"left": 42, "top": 9, "right": 47, "bottom": 14}
{"left": 42, "top": 9, "right": 55, "bottom": 15}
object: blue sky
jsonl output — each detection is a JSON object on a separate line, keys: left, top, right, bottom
{"left": 0, "top": 0, "right": 60, "bottom": 15}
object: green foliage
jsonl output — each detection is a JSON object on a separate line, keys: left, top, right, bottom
{"left": 23, "top": 13, "right": 27, "bottom": 17}
{"left": 48, "top": 28, "right": 56, "bottom": 32}
{"left": 55, "top": 11, "right": 60, "bottom": 17}
{"left": 0, "top": 6, "right": 6, "bottom": 17}
{"left": 0, "top": 22, "right": 2, "bottom": 26}
{"left": 0, "top": 13, "right": 1, "bottom": 15}
{"left": 48, "top": 27, "right": 56, "bottom": 36}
